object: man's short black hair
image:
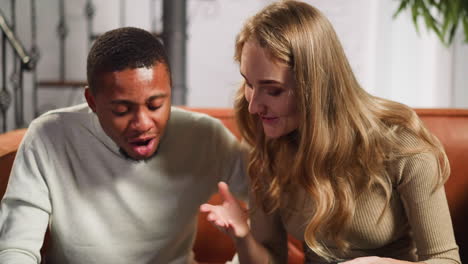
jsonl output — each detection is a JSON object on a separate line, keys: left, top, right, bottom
{"left": 86, "top": 27, "right": 170, "bottom": 94}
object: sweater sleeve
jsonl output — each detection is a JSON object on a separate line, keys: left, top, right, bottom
{"left": 396, "top": 152, "right": 460, "bottom": 264}
{"left": 0, "top": 128, "right": 52, "bottom": 264}
{"left": 249, "top": 196, "right": 288, "bottom": 264}
{"left": 210, "top": 118, "right": 249, "bottom": 200}
{"left": 226, "top": 206, "right": 288, "bottom": 264}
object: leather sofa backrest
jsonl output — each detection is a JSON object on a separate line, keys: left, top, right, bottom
{"left": 1, "top": 108, "right": 467, "bottom": 263}
{"left": 190, "top": 108, "right": 468, "bottom": 262}
{"left": 0, "top": 128, "right": 26, "bottom": 197}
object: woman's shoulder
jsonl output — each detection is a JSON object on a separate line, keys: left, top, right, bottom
{"left": 385, "top": 128, "right": 440, "bottom": 186}
{"left": 394, "top": 127, "right": 427, "bottom": 149}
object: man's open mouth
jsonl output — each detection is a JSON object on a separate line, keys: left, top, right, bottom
{"left": 131, "top": 139, "right": 152, "bottom": 146}
{"left": 128, "top": 138, "right": 156, "bottom": 157}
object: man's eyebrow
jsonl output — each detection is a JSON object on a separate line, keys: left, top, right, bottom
{"left": 109, "top": 94, "right": 168, "bottom": 105}
{"left": 147, "top": 93, "right": 168, "bottom": 102}
{"left": 110, "top": 100, "right": 133, "bottom": 105}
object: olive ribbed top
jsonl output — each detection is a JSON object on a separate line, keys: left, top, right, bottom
{"left": 249, "top": 132, "right": 461, "bottom": 264}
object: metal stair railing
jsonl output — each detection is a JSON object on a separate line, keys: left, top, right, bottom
{"left": 0, "top": 6, "right": 37, "bottom": 132}
{"left": 1, "top": 0, "right": 192, "bottom": 132}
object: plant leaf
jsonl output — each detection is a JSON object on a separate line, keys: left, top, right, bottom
{"left": 463, "top": 15, "right": 468, "bottom": 42}
{"left": 393, "top": 0, "right": 468, "bottom": 45}
{"left": 411, "top": 0, "right": 421, "bottom": 34}
{"left": 394, "top": 0, "right": 410, "bottom": 18}
{"left": 448, "top": 23, "right": 458, "bottom": 45}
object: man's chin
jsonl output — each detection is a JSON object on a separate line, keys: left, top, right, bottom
{"left": 119, "top": 148, "right": 158, "bottom": 161}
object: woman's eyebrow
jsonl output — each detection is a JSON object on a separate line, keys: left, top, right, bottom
{"left": 240, "top": 72, "right": 283, "bottom": 85}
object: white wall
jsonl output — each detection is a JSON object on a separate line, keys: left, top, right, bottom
{"left": 1, "top": 0, "right": 467, "bottom": 130}
{"left": 185, "top": 0, "right": 378, "bottom": 107}
{"left": 371, "top": 0, "right": 456, "bottom": 108}
{"left": 453, "top": 28, "right": 468, "bottom": 108}
{"left": 186, "top": 0, "right": 467, "bottom": 108}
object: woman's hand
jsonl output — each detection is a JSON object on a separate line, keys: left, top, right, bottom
{"left": 200, "top": 181, "right": 249, "bottom": 238}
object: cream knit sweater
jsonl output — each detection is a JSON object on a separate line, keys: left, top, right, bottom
{"left": 0, "top": 104, "right": 247, "bottom": 264}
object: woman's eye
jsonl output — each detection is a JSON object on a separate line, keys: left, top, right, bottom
{"left": 268, "top": 89, "right": 283, "bottom": 96}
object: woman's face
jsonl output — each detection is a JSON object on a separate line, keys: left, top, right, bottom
{"left": 240, "top": 40, "right": 299, "bottom": 139}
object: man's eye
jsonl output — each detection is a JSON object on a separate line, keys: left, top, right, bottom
{"left": 148, "top": 104, "right": 162, "bottom": 111}
{"left": 112, "top": 106, "right": 129, "bottom": 116}
{"left": 112, "top": 110, "right": 128, "bottom": 116}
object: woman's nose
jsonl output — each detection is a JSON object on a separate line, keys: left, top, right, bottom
{"left": 247, "top": 89, "right": 265, "bottom": 115}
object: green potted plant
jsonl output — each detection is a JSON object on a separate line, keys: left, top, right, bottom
{"left": 394, "top": 0, "right": 468, "bottom": 45}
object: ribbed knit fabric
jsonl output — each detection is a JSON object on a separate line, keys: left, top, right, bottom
{"left": 251, "top": 131, "right": 460, "bottom": 264}
{"left": 0, "top": 104, "right": 247, "bottom": 264}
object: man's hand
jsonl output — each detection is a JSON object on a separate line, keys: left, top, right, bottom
{"left": 200, "top": 182, "right": 249, "bottom": 238}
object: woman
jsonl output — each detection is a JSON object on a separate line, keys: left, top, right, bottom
{"left": 200, "top": 1, "right": 460, "bottom": 263}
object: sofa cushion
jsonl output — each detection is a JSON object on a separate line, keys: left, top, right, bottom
{"left": 0, "top": 128, "right": 26, "bottom": 197}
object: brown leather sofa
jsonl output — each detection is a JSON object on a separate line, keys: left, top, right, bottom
{"left": 1, "top": 108, "right": 467, "bottom": 263}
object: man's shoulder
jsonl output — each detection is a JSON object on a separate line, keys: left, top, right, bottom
{"left": 170, "top": 107, "right": 223, "bottom": 128}
{"left": 29, "top": 103, "right": 92, "bottom": 134}
{"left": 40, "top": 103, "right": 90, "bottom": 117}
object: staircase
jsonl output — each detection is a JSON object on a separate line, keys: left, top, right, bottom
{"left": 0, "top": 0, "right": 189, "bottom": 133}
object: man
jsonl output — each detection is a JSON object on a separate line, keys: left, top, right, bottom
{"left": 0, "top": 27, "right": 246, "bottom": 264}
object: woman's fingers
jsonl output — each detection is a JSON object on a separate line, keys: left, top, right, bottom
{"left": 200, "top": 203, "right": 215, "bottom": 213}
{"left": 200, "top": 182, "right": 249, "bottom": 238}
{"left": 203, "top": 206, "right": 229, "bottom": 227}
{"left": 218, "top": 181, "right": 236, "bottom": 204}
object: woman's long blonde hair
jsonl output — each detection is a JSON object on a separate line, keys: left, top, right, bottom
{"left": 233, "top": 0, "right": 449, "bottom": 260}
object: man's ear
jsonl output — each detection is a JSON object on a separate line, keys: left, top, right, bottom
{"left": 84, "top": 86, "right": 97, "bottom": 112}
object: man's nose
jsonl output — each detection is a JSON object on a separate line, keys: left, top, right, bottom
{"left": 131, "top": 109, "right": 153, "bottom": 132}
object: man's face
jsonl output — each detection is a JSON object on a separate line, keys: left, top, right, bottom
{"left": 85, "top": 63, "right": 171, "bottom": 160}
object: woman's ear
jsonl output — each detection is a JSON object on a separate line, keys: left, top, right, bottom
{"left": 84, "top": 86, "right": 97, "bottom": 112}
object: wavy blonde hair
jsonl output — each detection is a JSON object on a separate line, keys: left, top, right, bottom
{"left": 233, "top": 0, "right": 450, "bottom": 261}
